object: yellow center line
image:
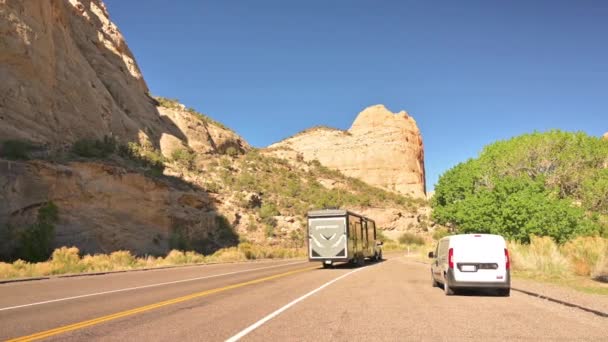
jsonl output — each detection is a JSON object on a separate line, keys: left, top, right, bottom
{"left": 7, "top": 265, "right": 318, "bottom": 342}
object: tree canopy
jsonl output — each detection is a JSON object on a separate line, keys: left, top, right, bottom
{"left": 432, "top": 131, "right": 608, "bottom": 243}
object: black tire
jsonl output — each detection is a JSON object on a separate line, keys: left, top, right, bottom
{"left": 322, "top": 263, "right": 331, "bottom": 269}
{"left": 431, "top": 272, "right": 439, "bottom": 288}
{"left": 356, "top": 254, "right": 365, "bottom": 267}
{"left": 497, "top": 288, "right": 510, "bottom": 297}
{"left": 443, "top": 278, "right": 454, "bottom": 296}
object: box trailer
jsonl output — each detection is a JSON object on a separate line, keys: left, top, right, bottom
{"left": 307, "top": 209, "right": 382, "bottom": 268}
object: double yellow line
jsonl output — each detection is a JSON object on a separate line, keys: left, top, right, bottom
{"left": 8, "top": 265, "right": 317, "bottom": 341}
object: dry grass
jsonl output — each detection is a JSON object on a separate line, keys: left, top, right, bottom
{"left": 509, "top": 236, "right": 608, "bottom": 282}
{"left": 0, "top": 245, "right": 306, "bottom": 280}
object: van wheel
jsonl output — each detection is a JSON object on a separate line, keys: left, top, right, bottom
{"left": 431, "top": 273, "right": 439, "bottom": 288}
{"left": 497, "top": 288, "right": 510, "bottom": 297}
{"left": 443, "top": 280, "right": 454, "bottom": 296}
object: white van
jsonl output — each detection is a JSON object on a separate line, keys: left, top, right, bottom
{"left": 429, "top": 234, "right": 510, "bottom": 296}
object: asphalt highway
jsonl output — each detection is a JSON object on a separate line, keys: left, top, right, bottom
{"left": 1, "top": 255, "right": 606, "bottom": 341}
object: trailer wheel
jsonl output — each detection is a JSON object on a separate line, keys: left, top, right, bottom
{"left": 356, "top": 254, "right": 365, "bottom": 267}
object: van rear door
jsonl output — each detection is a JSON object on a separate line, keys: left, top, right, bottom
{"left": 452, "top": 235, "right": 507, "bottom": 283}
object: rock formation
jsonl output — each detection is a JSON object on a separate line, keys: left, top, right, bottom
{"left": 0, "top": 159, "right": 231, "bottom": 258}
{"left": 0, "top": 0, "right": 174, "bottom": 148}
{"left": 268, "top": 105, "right": 426, "bottom": 198}
{"left": 603, "top": 132, "right": 608, "bottom": 140}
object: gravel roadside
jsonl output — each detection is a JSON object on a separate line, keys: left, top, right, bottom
{"left": 512, "top": 278, "right": 608, "bottom": 316}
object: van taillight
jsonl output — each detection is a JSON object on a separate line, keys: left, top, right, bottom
{"left": 505, "top": 248, "right": 510, "bottom": 270}
{"left": 448, "top": 248, "right": 454, "bottom": 269}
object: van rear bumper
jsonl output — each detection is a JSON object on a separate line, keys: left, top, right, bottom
{"left": 447, "top": 269, "right": 511, "bottom": 289}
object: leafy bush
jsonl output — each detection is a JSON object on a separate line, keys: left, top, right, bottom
{"left": 119, "top": 142, "right": 165, "bottom": 175}
{"left": 398, "top": 232, "right": 425, "bottom": 245}
{"left": 432, "top": 131, "right": 607, "bottom": 242}
{"left": 259, "top": 202, "right": 279, "bottom": 227}
{"left": 1, "top": 140, "right": 36, "bottom": 160}
{"left": 17, "top": 202, "right": 59, "bottom": 262}
{"left": 72, "top": 136, "right": 117, "bottom": 158}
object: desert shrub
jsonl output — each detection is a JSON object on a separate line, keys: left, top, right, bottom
{"left": 17, "top": 202, "right": 59, "bottom": 262}
{"left": 49, "top": 247, "right": 83, "bottom": 274}
{"left": 72, "top": 136, "right": 116, "bottom": 158}
{"left": 259, "top": 202, "right": 279, "bottom": 227}
{"left": 171, "top": 148, "right": 196, "bottom": 170}
{"left": 109, "top": 250, "right": 137, "bottom": 268}
{"left": 508, "top": 236, "right": 570, "bottom": 277}
{"left": 119, "top": 142, "right": 165, "bottom": 175}
{"left": 264, "top": 224, "right": 275, "bottom": 238}
{"left": 432, "top": 228, "right": 451, "bottom": 240}
{"left": 169, "top": 228, "right": 190, "bottom": 251}
{"left": 1, "top": 140, "right": 36, "bottom": 160}
{"left": 225, "top": 146, "right": 239, "bottom": 157}
{"left": 163, "top": 250, "right": 205, "bottom": 265}
{"left": 214, "top": 215, "right": 239, "bottom": 246}
{"left": 398, "top": 232, "right": 425, "bottom": 245}
{"left": 204, "top": 181, "right": 221, "bottom": 193}
{"left": 561, "top": 236, "right": 608, "bottom": 276}
{"left": 375, "top": 229, "right": 393, "bottom": 243}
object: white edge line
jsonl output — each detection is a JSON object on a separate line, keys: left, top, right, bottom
{"left": 225, "top": 265, "right": 370, "bottom": 342}
{"left": 0, "top": 260, "right": 307, "bottom": 312}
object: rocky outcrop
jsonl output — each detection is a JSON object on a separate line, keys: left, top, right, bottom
{"left": 0, "top": 0, "right": 179, "bottom": 148}
{"left": 268, "top": 105, "right": 426, "bottom": 198}
{"left": 603, "top": 132, "right": 608, "bottom": 140}
{"left": 0, "top": 160, "right": 234, "bottom": 258}
{"left": 157, "top": 105, "right": 249, "bottom": 158}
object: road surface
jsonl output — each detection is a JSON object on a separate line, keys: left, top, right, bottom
{"left": 1, "top": 255, "right": 606, "bottom": 341}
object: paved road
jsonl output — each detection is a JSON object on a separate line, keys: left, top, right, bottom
{"left": 1, "top": 255, "right": 606, "bottom": 341}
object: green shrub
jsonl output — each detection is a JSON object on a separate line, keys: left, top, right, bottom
{"left": 398, "top": 232, "right": 425, "bottom": 245}
{"left": 119, "top": 142, "right": 165, "bottom": 175}
{"left": 1, "top": 140, "right": 36, "bottom": 160}
{"left": 259, "top": 202, "right": 279, "bottom": 227}
{"left": 17, "top": 202, "right": 59, "bottom": 262}
{"left": 225, "top": 146, "right": 239, "bottom": 157}
{"left": 72, "top": 136, "right": 116, "bottom": 158}
{"left": 171, "top": 148, "right": 196, "bottom": 170}
{"left": 215, "top": 215, "right": 239, "bottom": 245}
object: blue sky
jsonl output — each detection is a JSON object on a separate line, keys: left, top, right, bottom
{"left": 104, "top": 0, "right": 607, "bottom": 191}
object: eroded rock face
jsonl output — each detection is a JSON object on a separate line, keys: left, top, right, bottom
{"left": 0, "top": 160, "right": 226, "bottom": 258}
{"left": 268, "top": 105, "right": 426, "bottom": 198}
{"left": 0, "top": 0, "right": 170, "bottom": 146}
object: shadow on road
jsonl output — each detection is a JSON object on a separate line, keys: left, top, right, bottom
{"left": 316, "top": 258, "right": 386, "bottom": 270}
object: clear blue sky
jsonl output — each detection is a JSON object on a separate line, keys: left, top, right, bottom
{"left": 104, "top": 0, "right": 607, "bottom": 191}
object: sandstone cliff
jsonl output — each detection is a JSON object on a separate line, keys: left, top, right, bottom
{"left": 0, "top": 0, "right": 179, "bottom": 149}
{"left": 268, "top": 105, "right": 426, "bottom": 198}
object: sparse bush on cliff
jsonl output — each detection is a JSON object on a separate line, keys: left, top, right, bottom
{"left": 72, "top": 136, "right": 117, "bottom": 158}
{"left": 1, "top": 140, "right": 37, "bottom": 160}
{"left": 171, "top": 148, "right": 196, "bottom": 170}
{"left": 118, "top": 141, "right": 165, "bottom": 176}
